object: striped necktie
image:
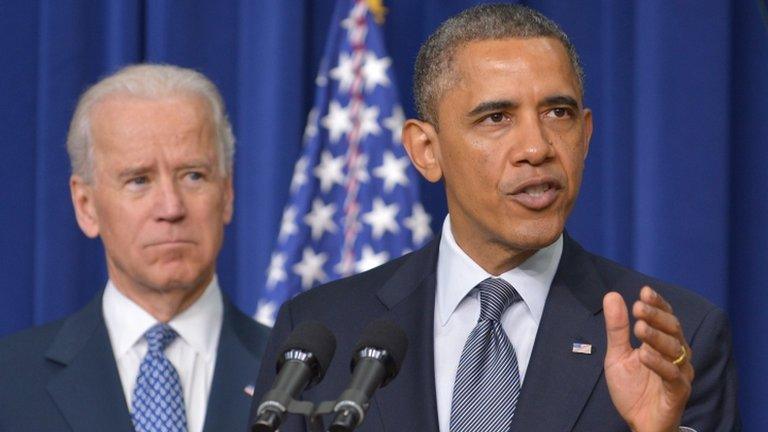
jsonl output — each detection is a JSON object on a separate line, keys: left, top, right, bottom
{"left": 450, "top": 277, "right": 522, "bottom": 432}
{"left": 131, "top": 323, "right": 188, "bottom": 432}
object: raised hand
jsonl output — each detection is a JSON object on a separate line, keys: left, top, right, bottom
{"left": 603, "top": 286, "right": 694, "bottom": 432}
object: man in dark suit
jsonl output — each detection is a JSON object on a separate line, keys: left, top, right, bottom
{"left": 0, "top": 64, "right": 269, "bottom": 432}
{"left": 251, "top": 4, "right": 738, "bottom": 432}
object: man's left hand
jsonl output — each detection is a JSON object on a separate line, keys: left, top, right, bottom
{"left": 603, "top": 286, "right": 695, "bottom": 432}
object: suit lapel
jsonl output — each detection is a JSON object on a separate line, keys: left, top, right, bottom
{"left": 45, "top": 295, "right": 134, "bottom": 432}
{"left": 511, "top": 235, "right": 609, "bottom": 431}
{"left": 203, "top": 300, "right": 265, "bottom": 432}
{"left": 372, "top": 238, "right": 441, "bottom": 432}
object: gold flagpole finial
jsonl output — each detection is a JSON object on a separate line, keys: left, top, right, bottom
{"left": 365, "top": 0, "right": 388, "bottom": 24}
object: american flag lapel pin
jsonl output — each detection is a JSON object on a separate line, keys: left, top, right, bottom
{"left": 572, "top": 342, "right": 593, "bottom": 355}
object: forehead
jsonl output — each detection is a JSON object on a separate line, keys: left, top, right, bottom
{"left": 446, "top": 37, "right": 581, "bottom": 103}
{"left": 90, "top": 92, "right": 211, "bottom": 136}
{"left": 89, "top": 93, "right": 215, "bottom": 157}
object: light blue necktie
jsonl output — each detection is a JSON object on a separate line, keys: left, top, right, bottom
{"left": 450, "top": 277, "right": 522, "bottom": 432}
{"left": 131, "top": 323, "right": 188, "bottom": 432}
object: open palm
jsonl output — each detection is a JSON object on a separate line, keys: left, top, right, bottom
{"left": 603, "top": 288, "right": 694, "bottom": 432}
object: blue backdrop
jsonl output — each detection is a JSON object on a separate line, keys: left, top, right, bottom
{"left": 0, "top": 1, "right": 765, "bottom": 429}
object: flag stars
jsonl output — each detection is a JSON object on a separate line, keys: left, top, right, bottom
{"left": 362, "top": 53, "right": 391, "bottom": 91}
{"left": 293, "top": 247, "right": 328, "bottom": 290}
{"left": 330, "top": 52, "right": 357, "bottom": 92}
{"left": 303, "top": 108, "right": 319, "bottom": 141}
{"left": 363, "top": 198, "right": 400, "bottom": 239}
{"left": 278, "top": 206, "right": 298, "bottom": 241}
{"left": 321, "top": 101, "right": 353, "bottom": 143}
{"left": 314, "top": 151, "right": 345, "bottom": 192}
{"left": 266, "top": 253, "right": 287, "bottom": 288}
{"left": 404, "top": 203, "right": 433, "bottom": 245}
{"left": 358, "top": 103, "right": 382, "bottom": 140}
{"left": 356, "top": 245, "right": 389, "bottom": 273}
{"left": 383, "top": 105, "right": 405, "bottom": 144}
{"left": 350, "top": 153, "right": 370, "bottom": 184}
{"left": 254, "top": 300, "right": 278, "bottom": 327}
{"left": 373, "top": 151, "right": 410, "bottom": 192}
{"left": 304, "top": 198, "right": 337, "bottom": 240}
{"left": 290, "top": 157, "right": 309, "bottom": 193}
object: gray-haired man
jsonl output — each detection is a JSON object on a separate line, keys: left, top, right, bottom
{"left": 251, "top": 4, "right": 738, "bottom": 432}
{"left": 0, "top": 64, "right": 269, "bottom": 432}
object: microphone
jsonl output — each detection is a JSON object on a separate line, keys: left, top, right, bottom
{"left": 329, "top": 319, "right": 409, "bottom": 432}
{"left": 251, "top": 321, "right": 337, "bottom": 432}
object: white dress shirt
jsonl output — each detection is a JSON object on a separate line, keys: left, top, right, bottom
{"left": 434, "top": 216, "right": 562, "bottom": 432}
{"left": 103, "top": 276, "right": 224, "bottom": 432}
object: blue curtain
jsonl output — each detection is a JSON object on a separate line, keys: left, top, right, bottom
{"left": 1, "top": 1, "right": 765, "bottom": 428}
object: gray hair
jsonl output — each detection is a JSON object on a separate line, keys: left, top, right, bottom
{"left": 413, "top": 3, "right": 585, "bottom": 125}
{"left": 66, "top": 64, "right": 235, "bottom": 182}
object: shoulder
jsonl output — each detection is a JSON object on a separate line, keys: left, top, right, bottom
{"left": 296, "top": 251, "right": 410, "bottom": 304}
{"left": 0, "top": 318, "right": 67, "bottom": 365}
{"left": 0, "top": 316, "right": 73, "bottom": 417}
{"left": 283, "top": 243, "right": 429, "bottom": 323}
{"left": 223, "top": 297, "right": 272, "bottom": 356}
{"left": 0, "top": 293, "right": 104, "bottom": 370}
{"left": 570, "top": 238, "right": 726, "bottom": 335}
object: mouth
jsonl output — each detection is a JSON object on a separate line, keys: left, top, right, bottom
{"left": 145, "top": 240, "right": 195, "bottom": 248}
{"left": 507, "top": 177, "right": 563, "bottom": 210}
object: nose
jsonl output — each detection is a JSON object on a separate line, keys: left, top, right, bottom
{"left": 154, "top": 177, "right": 186, "bottom": 222}
{"left": 510, "top": 113, "right": 554, "bottom": 166}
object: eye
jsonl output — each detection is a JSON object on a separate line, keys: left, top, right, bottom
{"left": 545, "top": 107, "right": 573, "bottom": 119}
{"left": 183, "top": 171, "right": 207, "bottom": 184}
{"left": 128, "top": 175, "right": 149, "bottom": 186}
{"left": 479, "top": 112, "right": 509, "bottom": 125}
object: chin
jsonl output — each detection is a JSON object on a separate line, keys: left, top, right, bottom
{"left": 504, "top": 221, "right": 564, "bottom": 251}
{"left": 149, "top": 263, "right": 208, "bottom": 292}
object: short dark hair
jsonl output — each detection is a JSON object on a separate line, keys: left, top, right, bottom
{"left": 413, "top": 3, "right": 584, "bottom": 125}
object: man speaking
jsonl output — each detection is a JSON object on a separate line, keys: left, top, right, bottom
{"left": 251, "top": 4, "right": 739, "bottom": 432}
{"left": 0, "top": 64, "right": 269, "bottom": 432}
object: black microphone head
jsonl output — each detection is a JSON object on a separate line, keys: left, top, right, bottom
{"left": 352, "top": 319, "right": 408, "bottom": 385}
{"left": 278, "top": 320, "right": 337, "bottom": 386}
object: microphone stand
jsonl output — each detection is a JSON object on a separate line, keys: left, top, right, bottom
{"left": 261, "top": 398, "right": 342, "bottom": 432}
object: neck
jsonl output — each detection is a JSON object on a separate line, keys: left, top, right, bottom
{"left": 109, "top": 274, "right": 212, "bottom": 323}
{"left": 449, "top": 222, "right": 536, "bottom": 276}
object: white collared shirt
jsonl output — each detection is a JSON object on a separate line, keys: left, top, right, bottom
{"left": 434, "top": 216, "right": 562, "bottom": 432}
{"left": 102, "top": 276, "right": 224, "bottom": 432}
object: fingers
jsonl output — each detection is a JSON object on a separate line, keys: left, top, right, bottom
{"left": 637, "top": 343, "right": 689, "bottom": 383}
{"left": 632, "top": 286, "right": 685, "bottom": 361}
{"left": 603, "top": 292, "right": 632, "bottom": 360}
{"left": 632, "top": 286, "right": 695, "bottom": 382}
{"left": 633, "top": 317, "right": 682, "bottom": 362}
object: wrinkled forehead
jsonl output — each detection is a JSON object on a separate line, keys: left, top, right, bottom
{"left": 453, "top": 38, "right": 580, "bottom": 91}
{"left": 88, "top": 93, "right": 217, "bottom": 163}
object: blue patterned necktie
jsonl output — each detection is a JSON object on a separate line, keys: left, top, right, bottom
{"left": 450, "top": 277, "right": 523, "bottom": 432}
{"left": 131, "top": 323, "right": 188, "bottom": 432}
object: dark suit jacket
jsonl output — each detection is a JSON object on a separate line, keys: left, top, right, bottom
{"left": 0, "top": 292, "right": 270, "bottom": 432}
{"left": 250, "top": 234, "right": 739, "bottom": 431}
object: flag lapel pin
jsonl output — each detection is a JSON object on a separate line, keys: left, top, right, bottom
{"left": 572, "top": 342, "right": 592, "bottom": 355}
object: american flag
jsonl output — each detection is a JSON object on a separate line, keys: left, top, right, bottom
{"left": 254, "top": 0, "right": 432, "bottom": 326}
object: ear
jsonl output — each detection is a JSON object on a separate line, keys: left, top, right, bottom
{"left": 402, "top": 119, "right": 443, "bottom": 183}
{"left": 70, "top": 175, "right": 100, "bottom": 238}
{"left": 222, "top": 175, "right": 234, "bottom": 224}
{"left": 582, "top": 108, "right": 593, "bottom": 160}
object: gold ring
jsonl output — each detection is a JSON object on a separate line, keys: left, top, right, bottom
{"left": 672, "top": 345, "right": 687, "bottom": 366}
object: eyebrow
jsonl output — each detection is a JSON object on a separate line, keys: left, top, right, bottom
{"left": 542, "top": 95, "right": 581, "bottom": 110}
{"left": 117, "top": 166, "right": 152, "bottom": 180}
{"left": 177, "top": 161, "right": 213, "bottom": 171}
{"left": 116, "top": 161, "right": 213, "bottom": 179}
{"left": 467, "top": 100, "right": 519, "bottom": 117}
